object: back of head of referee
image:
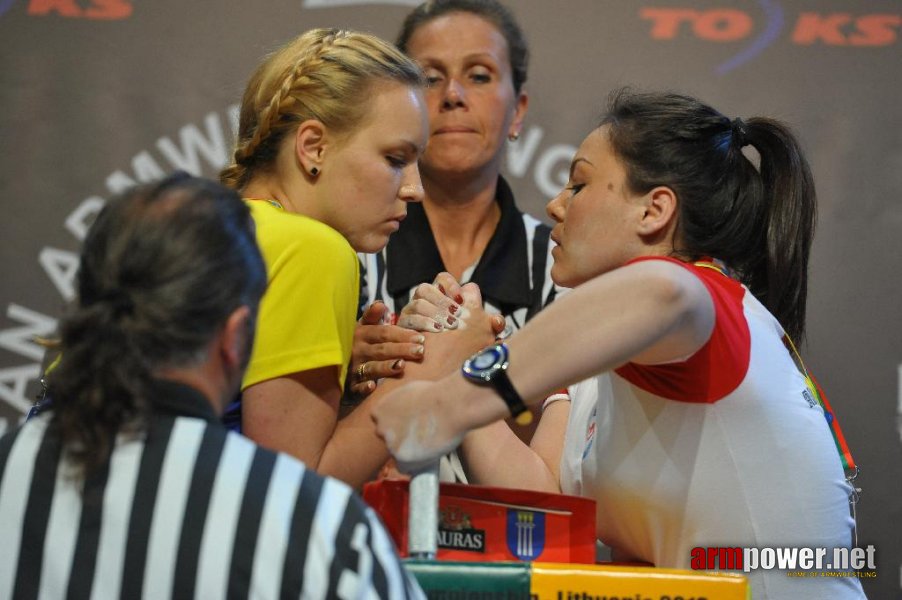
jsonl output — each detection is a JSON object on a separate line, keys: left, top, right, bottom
{"left": 51, "top": 171, "right": 266, "bottom": 475}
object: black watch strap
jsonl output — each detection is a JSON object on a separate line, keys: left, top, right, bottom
{"left": 462, "top": 343, "right": 533, "bottom": 426}
{"left": 492, "top": 367, "right": 530, "bottom": 422}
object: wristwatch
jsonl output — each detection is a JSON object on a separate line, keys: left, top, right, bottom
{"left": 461, "top": 343, "right": 533, "bottom": 426}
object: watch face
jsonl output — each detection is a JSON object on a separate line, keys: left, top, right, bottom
{"left": 472, "top": 347, "right": 501, "bottom": 370}
{"left": 463, "top": 344, "right": 508, "bottom": 382}
{"left": 461, "top": 343, "right": 527, "bottom": 422}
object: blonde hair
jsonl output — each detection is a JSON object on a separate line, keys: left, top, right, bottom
{"left": 221, "top": 28, "right": 425, "bottom": 190}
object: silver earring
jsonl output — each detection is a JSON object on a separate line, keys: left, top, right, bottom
{"left": 508, "top": 132, "right": 520, "bottom": 142}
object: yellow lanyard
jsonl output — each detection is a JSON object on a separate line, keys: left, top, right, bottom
{"left": 693, "top": 260, "right": 858, "bottom": 477}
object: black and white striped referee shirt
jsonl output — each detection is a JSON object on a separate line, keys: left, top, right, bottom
{"left": 359, "top": 176, "right": 559, "bottom": 332}
{"left": 0, "top": 379, "right": 424, "bottom": 599}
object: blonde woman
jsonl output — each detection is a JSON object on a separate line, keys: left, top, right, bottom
{"left": 220, "top": 28, "right": 498, "bottom": 488}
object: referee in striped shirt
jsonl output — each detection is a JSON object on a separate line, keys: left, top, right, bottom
{"left": 0, "top": 174, "right": 424, "bottom": 599}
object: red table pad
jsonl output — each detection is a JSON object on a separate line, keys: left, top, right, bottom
{"left": 363, "top": 480, "right": 596, "bottom": 564}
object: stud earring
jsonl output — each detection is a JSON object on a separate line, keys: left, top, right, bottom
{"left": 508, "top": 132, "right": 520, "bottom": 142}
{"left": 309, "top": 166, "right": 319, "bottom": 177}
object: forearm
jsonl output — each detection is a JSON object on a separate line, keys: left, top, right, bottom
{"left": 450, "top": 261, "right": 714, "bottom": 431}
{"left": 370, "top": 263, "right": 711, "bottom": 474}
{"left": 319, "top": 346, "right": 482, "bottom": 487}
{"left": 458, "top": 421, "right": 561, "bottom": 492}
{"left": 318, "top": 403, "right": 390, "bottom": 488}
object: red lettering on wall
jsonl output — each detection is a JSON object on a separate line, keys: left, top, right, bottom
{"left": 641, "top": 8, "right": 752, "bottom": 42}
{"left": 792, "top": 13, "right": 852, "bottom": 45}
{"left": 848, "top": 14, "right": 901, "bottom": 47}
{"left": 639, "top": 7, "right": 699, "bottom": 40}
{"left": 643, "top": 8, "right": 899, "bottom": 48}
{"left": 694, "top": 9, "right": 753, "bottom": 42}
{"left": 84, "top": 0, "right": 131, "bottom": 19}
{"left": 27, "top": 0, "right": 132, "bottom": 19}
{"left": 793, "top": 13, "right": 900, "bottom": 46}
{"left": 28, "top": 0, "right": 81, "bottom": 17}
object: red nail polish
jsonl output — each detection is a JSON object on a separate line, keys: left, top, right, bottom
{"left": 438, "top": 284, "right": 446, "bottom": 294}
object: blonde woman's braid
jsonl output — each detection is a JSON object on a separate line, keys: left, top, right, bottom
{"left": 223, "top": 33, "right": 339, "bottom": 190}
{"left": 221, "top": 28, "right": 423, "bottom": 191}
{"left": 219, "top": 162, "right": 247, "bottom": 190}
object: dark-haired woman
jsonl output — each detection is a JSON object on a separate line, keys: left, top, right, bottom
{"left": 373, "top": 90, "right": 864, "bottom": 599}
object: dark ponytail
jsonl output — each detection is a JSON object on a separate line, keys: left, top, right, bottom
{"left": 743, "top": 117, "right": 816, "bottom": 342}
{"left": 48, "top": 173, "right": 266, "bottom": 475}
{"left": 51, "top": 303, "right": 153, "bottom": 474}
{"left": 602, "top": 89, "right": 816, "bottom": 341}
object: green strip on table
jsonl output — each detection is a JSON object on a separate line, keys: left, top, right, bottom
{"left": 405, "top": 560, "right": 532, "bottom": 599}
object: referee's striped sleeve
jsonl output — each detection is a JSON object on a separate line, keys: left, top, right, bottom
{"left": 326, "top": 482, "right": 425, "bottom": 599}
{"left": 366, "top": 503, "right": 426, "bottom": 599}
{"left": 267, "top": 464, "right": 425, "bottom": 599}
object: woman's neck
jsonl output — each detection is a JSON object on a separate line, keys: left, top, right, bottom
{"left": 421, "top": 172, "right": 502, "bottom": 280}
{"left": 242, "top": 173, "right": 313, "bottom": 219}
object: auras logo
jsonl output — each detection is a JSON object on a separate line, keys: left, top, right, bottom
{"left": 641, "top": 2, "right": 901, "bottom": 74}
{"left": 0, "top": 0, "right": 132, "bottom": 20}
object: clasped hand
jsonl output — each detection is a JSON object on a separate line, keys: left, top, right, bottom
{"left": 347, "top": 273, "right": 504, "bottom": 398}
{"left": 370, "top": 278, "right": 502, "bottom": 473}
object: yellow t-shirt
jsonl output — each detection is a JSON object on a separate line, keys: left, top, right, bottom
{"left": 242, "top": 200, "right": 359, "bottom": 390}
